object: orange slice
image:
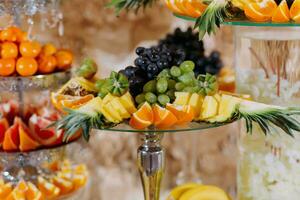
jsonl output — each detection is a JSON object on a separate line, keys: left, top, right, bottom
{"left": 0, "top": 117, "right": 9, "bottom": 145}
{"left": 184, "top": 0, "right": 207, "bottom": 17}
{"left": 244, "top": 0, "right": 277, "bottom": 22}
{"left": 26, "top": 182, "right": 42, "bottom": 200}
{"left": 175, "top": 0, "right": 190, "bottom": 15}
{"left": 52, "top": 177, "right": 73, "bottom": 195}
{"left": 272, "top": 0, "right": 290, "bottom": 22}
{"left": 153, "top": 104, "right": 178, "bottom": 129}
{"left": 73, "top": 164, "right": 88, "bottom": 175}
{"left": 5, "top": 180, "right": 28, "bottom": 200}
{"left": 3, "top": 122, "right": 19, "bottom": 151}
{"left": 290, "top": 0, "right": 300, "bottom": 22}
{"left": 51, "top": 93, "right": 94, "bottom": 112}
{"left": 38, "top": 177, "right": 60, "bottom": 199}
{"left": 166, "top": 104, "right": 195, "bottom": 125}
{"left": 0, "top": 183, "right": 12, "bottom": 199}
{"left": 165, "top": 0, "right": 186, "bottom": 15}
{"left": 19, "top": 119, "right": 40, "bottom": 152}
{"left": 72, "top": 174, "right": 87, "bottom": 191}
{"left": 129, "top": 102, "right": 153, "bottom": 130}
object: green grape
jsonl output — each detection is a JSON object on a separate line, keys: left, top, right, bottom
{"left": 178, "top": 73, "right": 194, "bottom": 85}
{"left": 143, "top": 80, "right": 157, "bottom": 93}
{"left": 156, "top": 78, "right": 168, "bottom": 94}
{"left": 180, "top": 60, "right": 195, "bottom": 73}
{"left": 175, "top": 82, "right": 185, "bottom": 91}
{"left": 145, "top": 92, "right": 157, "bottom": 104}
{"left": 158, "top": 94, "right": 170, "bottom": 106}
{"left": 170, "top": 66, "right": 181, "bottom": 77}
{"left": 168, "top": 79, "right": 176, "bottom": 90}
{"left": 157, "top": 69, "right": 171, "bottom": 78}
{"left": 166, "top": 90, "right": 175, "bottom": 100}
{"left": 135, "top": 94, "right": 146, "bottom": 104}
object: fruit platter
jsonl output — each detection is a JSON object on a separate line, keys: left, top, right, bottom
{"left": 50, "top": 41, "right": 300, "bottom": 199}
{"left": 0, "top": 26, "right": 88, "bottom": 200}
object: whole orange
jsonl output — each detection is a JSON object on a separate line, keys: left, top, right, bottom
{"left": 41, "top": 43, "right": 57, "bottom": 56}
{"left": 38, "top": 55, "right": 57, "bottom": 74}
{"left": 55, "top": 50, "right": 73, "bottom": 70}
{"left": 1, "top": 42, "right": 18, "bottom": 59}
{"left": 16, "top": 57, "right": 38, "bottom": 76}
{"left": 0, "top": 58, "right": 15, "bottom": 76}
{"left": 19, "top": 41, "right": 41, "bottom": 57}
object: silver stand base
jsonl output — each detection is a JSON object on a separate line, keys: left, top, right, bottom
{"left": 137, "top": 133, "right": 165, "bottom": 200}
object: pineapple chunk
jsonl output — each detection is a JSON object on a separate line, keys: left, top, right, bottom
{"left": 111, "top": 98, "right": 131, "bottom": 119}
{"left": 102, "top": 93, "right": 115, "bottom": 105}
{"left": 188, "top": 93, "right": 204, "bottom": 117}
{"left": 103, "top": 103, "right": 122, "bottom": 122}
{"left": 213, "top": 93, "right": 221, "bottom": 102}
{"left": 198, "top": 96, "right": 218, "bottom": 120}
{"left": 119, "top": 92, "right": 137, "bottom": 114}
{"left": 77, "top": 97, "right": 102, "bottom": 115}
{"left": 174, "top": 92, "right": 191, "bottom": 105}
{"left": 99, "top": 106, "right": 117, "bottom": 123}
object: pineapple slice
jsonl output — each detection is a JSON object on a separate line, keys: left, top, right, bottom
{"left": 77, "top": 97, "right": 103, "bottom": 116}
{"left": 110, "top": 98, "right": 131, "bottom": 119}
{"left": 99, "top": 106, "right": 117, "bottom": 123}
{"left": 188, "top": 93, "right": 204, "bottom": 117}
{"left": 213, "top": 93, "right": 221, "bottom": 102}
{"left": 174, "top": 92, "right": 191, "bottom": 105}
{"left": 198, "top": 96, "right": 219, "bottom": 120}
{"left": 119, "top": 92, "right": 137, "bottom": 114}
{"left": 208, "top": 94, "right": 242, "bottom": 122}
{"left": 102, "top": 93, "right": 115, "bottom": 105}
{"left": 104, "top": 103, "right": 122, "bottom": 122}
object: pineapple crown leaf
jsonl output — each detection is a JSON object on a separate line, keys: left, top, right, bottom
{"left": 238, "top": 107, "right": 300, "bottom": 137}
{"left": 106, "top": 0, "right": 157, "bottom": 15}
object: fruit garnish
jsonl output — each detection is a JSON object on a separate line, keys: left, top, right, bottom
{"left": 129, "top": 102, "right": 153, "bottom": 130}
{"left": 76, "top": 58, "right": 98, "bottom": 79}
{"left": 290, "top": 0, "right": 300, "bottom": 21}
{"left": 106, "top": 0, "right": 157, "bottom": 14}
{"left": 52, "top": 177, "right": 73, "bottom": 195}
{"left": 55, "top": 49, "right": 73, "bottom": 71}
{"left": 153, "top": 104, "right": 178, "bottom": 128}
{"left": 26, "top": 182, "right": 42, "bottom": 200}
{"left": 0, "top": 182, "right": 12, "bottom": 199}
{"left": 165, "top": 0, "right": 186, "bottom": 15}
{"left": 56, "top": 77, "right": 98, "bottom": 96}
{"left": 2, "top": 120, "right": 19, "bottom": 151}
{"left": 38, "top": 177, "right": 60, "bottom": 199}
{"left": 244, "top": 0, "right": 277, "bottom": 22}
{"left": 184, "top": 0, "right": 207, "bottom": 17}
{"left": 0, "top": 117, "right": 9, "bottom": 145}
{"left": 0, "top": 58, "right": 16, "bottom": 76}
{"left": 16, "top": 57, "right": 38, "bottom": 77}
{"left": 166, "top": 104, "right": 195, "bottom": 124}
{"left": 272, "top": 0, "right": 290, "bottom": 22}
{"left": 97, "top": 71, "right": 129, "bottom": 97}
{"left": 51, "top": 93, "right": 94, "bottom": 112}
{"left": 18, "top": 118, "right": 40, "bottom": 152}
{"left": 38, "top": 55, "right": 57, "bottom": 74}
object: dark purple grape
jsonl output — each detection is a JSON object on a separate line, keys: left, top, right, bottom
{"left": 129, "top": 76, "right": 146, "bottom": 96}
{"left": 210, "top": 51, "right": 221, "bottom": 61}
{"left": 124, "top": 66, "right": 136, "bottom": 77}
{"left": 149, "top": 53, "right": 160, "bottom": 62}
{"left": 205, "top": 65, "right": 219, "bottom": 75}
{"left": 119, "top": 69, "right": 127, "bottom": 77}
{"left": 136, "top": 47, "right": 145, "bottom": 55}
{"left": 147, "top": 63, "right": 159, "bottom": 74}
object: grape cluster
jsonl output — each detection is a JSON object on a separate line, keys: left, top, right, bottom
{"left": 157, "top": 27, "right": 223, "bottom": 76}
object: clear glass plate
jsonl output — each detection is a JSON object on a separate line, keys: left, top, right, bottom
{"left": 174, "top": 14, "right": 300, "bottom": 27}
{"left": 99, "top": 121, "right": 233, "bottom": 133}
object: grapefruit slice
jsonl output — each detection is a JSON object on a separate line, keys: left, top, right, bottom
{"left": 0, "top": 117, "right": 9, "bottom": 145}
{"left": 3, "top": 118, "right": 19, "bottom": 151}
{"left": 18, "top": 118, "right": 40, "bottom": 152}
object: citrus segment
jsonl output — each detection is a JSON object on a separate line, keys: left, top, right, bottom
{"left": 26, "top": 182, "right": 42, "bottom": 200}
{"left": 244, "top": 0, "right": 277, "bottom": 22}
{"left": 290, "top": 0, "right": 300, "bottom": 22}
{"left": 52, "top": 177, "right": 73, "bottom": 195}
{"left": 184, "top": 0, "right": 206, "bottom": 17}
{"left": 0, "top": 183, "right": 12, "bottom": 199}
{"left": 0, "top": 117, "right": 9, "bottom": 144}
{"left": 129, "top": 102, "right": 153, "bottom": 130}
{"left": 2, "top": 121, "right": 19, "bottom": 151}
{"left": 166, "top": 104, "right": 195, "bottom": 125}
{"left": 165, "top": 0, "right": 186, "bottom": 14}
{"left": 38, "top": 177, "right": 60, "bottom": 199}
{"left": 5, "top": 180, "right": 28, "bottom": 200}
{"left": 272, "top": 0, "right": 290, "bottom": 22}
{"left": 18, "top": 119, "right": 40, "bottom": 152}
{"left": 153, "top": 104, "right": 178, "bottom": 129}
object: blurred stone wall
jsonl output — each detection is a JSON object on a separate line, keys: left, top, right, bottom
{"left": 1, "top": 0, "right": 237, "bottom": 199}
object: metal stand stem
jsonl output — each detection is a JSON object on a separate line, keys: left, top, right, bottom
{"left": 137, "top": 133, "right": 165, "bottom": 200}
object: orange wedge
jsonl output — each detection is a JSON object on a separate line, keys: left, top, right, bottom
{"left": 129, "top": 102, "right": 153, "bottom": 130}
{"left": 0, "top": 183, "right": 12, "bottom": 199}
{"left": 52, "top": 177, "right": 73, "bottom": 195}
{"left": 0, "top": 117, "right": 9, "bottom": 145}
{"left": 166, "top": 104, "right": 195, "bottom": 125}
{"left": 51, "top": 93, "right": 94, "bottom": 112}
{"left": 272, "top": 0, "right": 290, "bottom": 22}
{"left": 184, "top": 0, "right": 207, "bottom": 17}
{"left": 72, "top": 174, "right": 87, "bottom": 191}
{"left": 38, "top": 177, "right": 60, "bottom": 199}
{"left": 3, "top": 122, "right": 19, "bottom": 151}
{"left": 244, "top": 0, "right": 277, "bottom": 22}
{"left": 175, "top": 0, "right": 190, "bottom": 15}
{"left": 73, "top": 164, "right": 88, "bottom": 175}
{"left": 153, "top": 104, "right": 178, "bottom": 129}
{"left": 26, "top": 182, "right": 43, "bottom": 200}
{"left": 19, "top": 120, "right": 40, "bottom": 152}
{"left": 290, "top": 0, "right": 300, "bottom": 22}
{"left": 165, "top": 0, "right": 186, "bottom": 15}
{"left": 5, "top": 180, "right": 28, "bottom": 200}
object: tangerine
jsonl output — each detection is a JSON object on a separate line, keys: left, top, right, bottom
{"left": 41, "top": 43, "right": 57, "bottom": 56}
{"left": 55, "top": 50, "right": 73, "bottom": 70}
{"left": 0, "top": 27, "right": 21, "bottom": 42}
{"left": 16, "top": 57, "right": 38, "bottom": 76}
{"left": 0, "top": 58, "right": 15, "bottom": 76}
{"left": 38, "top": 55, "right": 57, "bottom": 74}
{"left": 1, "top": 42, "right": 18, "bottom": 59}
{"left": 19, "top": 41, "right": 41, "bottom": 57}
